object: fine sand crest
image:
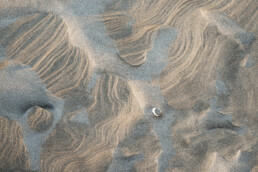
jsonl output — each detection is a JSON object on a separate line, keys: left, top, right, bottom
{"left": 102, "top": 0, "right": 163, "bottom": 66}
{"left": 0, "top": 61, "right": 55, "bottom": 116}
{"left": 0, "top": 60, "right": 8, "bottom": 70}
{"left": 102, "top": 0, "right": 257, "bottom": 171}
{"left": 101, "top": 0, "right": 257, "bottom": 109}
{"left": 0, "top": 116, "right": 30, "bottom": 171}
{"left": 108, "top": 118, "right": 162, "bottom": 172}
{"left": 27, "top": 106, "right": 54, "bottom": 132}
{"left": 0, "top": 60, "right": 64, "bottom": 170}
{"left": 160, "top": 9, "right": 254, "bottom": 110}
{"left": 0, "top": 0, "right": 257, "bottom": 171}
{"left": 41, "top": 74, "right": 144, "bottom": 171}
{"left": 0, "top": 12, "right": 91, "bottom": 97}
{"left": 159, "top": 0, "right": 257, "bottom": 110}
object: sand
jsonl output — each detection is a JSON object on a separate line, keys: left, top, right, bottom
{"left": 0, "top": 0, "right": 257, "bottom": 171}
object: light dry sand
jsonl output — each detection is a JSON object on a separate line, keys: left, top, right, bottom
{"left": 0, "top": 0, "right": 257, "bottom": 171}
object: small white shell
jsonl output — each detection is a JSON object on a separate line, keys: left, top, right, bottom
{"left": 152, "top": 107, "right": 162, "bottom": 117}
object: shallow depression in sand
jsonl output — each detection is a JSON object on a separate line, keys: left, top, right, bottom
{"left": 0, "top": 61, "right": 64, "bottom": 170}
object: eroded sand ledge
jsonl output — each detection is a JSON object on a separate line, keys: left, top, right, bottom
{"left": 0, "top": 0, "right": 257, "bottom": 171}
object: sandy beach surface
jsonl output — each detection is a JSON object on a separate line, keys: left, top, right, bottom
{"left": 0, "top": 0, "right": 257, "bottom": 171}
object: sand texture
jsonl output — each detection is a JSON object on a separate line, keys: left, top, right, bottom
{"left": 0, "top": 0, "right": 257, "bottom": 171}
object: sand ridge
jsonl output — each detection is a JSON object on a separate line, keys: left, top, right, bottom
{"left": 0, "top": 0, "right": 257, "bottom": 171}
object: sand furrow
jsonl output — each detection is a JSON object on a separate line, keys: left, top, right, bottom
{"left": 40, "top": 73, "right": 144, "bottom": 171}
{"left": 101, "top": 0, "right": 257, "bottom": 171}
{"left": 0, "top": 116, "right": 30, "bottom": 171}
{"left": 0, "top": 12, "right": 91, "bottom": 97}
{"left": 0, "top": 0, "right": 257, "bottom": 171}
{"left": 159, "top": 1, "right": 255, "bottom": 109}
{"left": 27, "top": 106, "right": 54, "bottom": 132}
{"left": 156, "top": 0, "right": 257, "bottom": 171}
{"left": 102, "top": 0, "right": 176, "bottom": 66}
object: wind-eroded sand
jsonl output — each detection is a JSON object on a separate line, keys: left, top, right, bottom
{"left": 0, "top": 0, "right": 257, "bottom": 171}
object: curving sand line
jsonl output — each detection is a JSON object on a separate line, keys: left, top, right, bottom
{"left": 157, "top": 0, "right": 257, "bottom": 170}
{"left": 0, "top": 0, "right": 257, "bottom": 171}
{"left": 0, "top": 61, "right": 55, "bottom": 116}
{"left": 41, "top": 73, "right": 144, "bottom": 171}
{"left": 101, "top": 0, "right": 257, "bottom": 171}
{"left": 0, "top": 60, "right": 64, "bottom": 170}
{"left": 0, "top": 12, "right": 94, "bottom": 170}
{"left": 160, "top": 8, "right": 255, "bottom": 109}
{"left": 201, "top": 10, "right": 254, "bottom": 45}
{"left": 27, "top": 106, "right": 54, "bottom": 132}
{"left": 0, "top": 12, "right": 92, "bottom": 98}
{"left": 102, "top": 0, "right": 177, "bottom": 66}
{"left": 0, "top": 116, "right": 30, "bottom": 171}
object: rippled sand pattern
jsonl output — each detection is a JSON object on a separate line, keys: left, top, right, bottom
{"left": 27, "top": 106, "right": 54, "bottom": 132}
{"left": 40, "top": 74, "right": 146, "bottom": 171}
{"left": 0, "top": 12, "right": 91, "bottom": 97}
{"left": 0, "top": 116, "right": 30, "bottom": 170}
{"left": 0, "top": 0, "right": 257, "bottom": 171}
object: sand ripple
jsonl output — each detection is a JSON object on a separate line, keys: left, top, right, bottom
{"left": 0, "top": 12, "right": 91, "bottom": 97}
{"left": 0, "top": 0, "right": 257, "bottom": 171}
{"left": 0, "top": 116, "right": 30, "bottom": 171}
{"left": 40, "top": 74, "right": 144, "bottom": 171}
{"left": 27, "top": 106, "right": 54, "bottom": 132}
